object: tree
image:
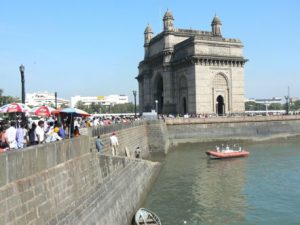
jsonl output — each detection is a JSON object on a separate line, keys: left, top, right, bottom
{"left": 60, "top": 103, "right": 68, "bottom": 109}
{"left": 89, "top": 102, "right": 101, "bottom": 114}
{"left": 290, "top": 100, "right": 300, "bottom": 110}
{"left": 0, "top": 89, "right": 19, "bottom": 106}
{"left": 268, "top": 103, "right": 283, "bottom": 110}
{"left": 245, "top": 101, "right": 265, "bottom": 111}
{"left": 75, "top": 101, "right": 86, "bottom": 110}
{"left": 111, "top": 103, "right": 136, "bottom": 113}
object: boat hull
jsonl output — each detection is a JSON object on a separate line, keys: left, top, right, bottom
{"left": 134, "top": 208, "right": 161, "bottom": 225}
{"left": 206, "top": 150, "right": 249, "bottom": 159}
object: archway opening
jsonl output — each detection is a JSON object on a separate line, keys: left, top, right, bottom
{"left": 217, "top": 95, "right": 225, "bottom": 116}
{"left": 179, "top": 75, "right": 188, "bottom": 114}
{"left": 182, "top": 97, "right": 187, "bottom": 114}
{"left": 156, "top": 76, "right": 164, "bottom": 113}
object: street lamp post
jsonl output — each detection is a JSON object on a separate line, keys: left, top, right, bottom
{"left": 55, "top": 92, "right": 58, "bottom": 109}
{"left": 133, "top": 90, "right": 137, "bottom": 118}
{"left": 155, "top": 99, "right": 158, "bottom": 119}
{"left": 284, "top": 96, "right": 290, "bottom": 115}
{"left": 19, "top": 64, "right": 25, "bottom": 104}
{"left": 284, "top": 86, "right": 290, "bottom": 115}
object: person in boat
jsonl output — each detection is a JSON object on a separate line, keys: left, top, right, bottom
{"left": 226, "top": 144, "right": 229, "bottom": 150}
{"left": 216, "top": 145, "right": 220, "bottom": 152}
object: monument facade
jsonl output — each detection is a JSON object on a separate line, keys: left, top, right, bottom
{"left": 136, "top": 10, "right": 247, "bottom": 115}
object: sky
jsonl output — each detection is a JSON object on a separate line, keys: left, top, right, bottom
{"left": 1, "top": 0, "right": 300, "bottom": 102}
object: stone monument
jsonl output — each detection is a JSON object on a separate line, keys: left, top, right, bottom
{"left": 136, "top": 10, "right": 247, "bottom": 115}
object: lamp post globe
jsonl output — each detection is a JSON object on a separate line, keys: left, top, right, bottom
{"left": 19, "top": 64, "right": 25, "bottom": 104}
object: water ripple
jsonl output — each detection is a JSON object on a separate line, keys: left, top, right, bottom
{"left": 145, "top": 140, "right": 300, "bottom": 225}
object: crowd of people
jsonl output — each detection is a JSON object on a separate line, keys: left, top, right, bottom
{"left": 0, "top": 119, "right": 67, "bottom": 152}
{"left": 0, "top": 115, "right": 142, "bottom": 153}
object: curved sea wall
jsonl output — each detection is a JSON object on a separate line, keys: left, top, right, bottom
{"left": 0, "top": 134, "right": 161, "bottom": 225}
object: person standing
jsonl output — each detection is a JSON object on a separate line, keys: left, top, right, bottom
{"left": 110, "top": 132, "right": 119, "bottom": 156}
{"left": 35, "top": 120, "right": 45, "bottom": 144}
{"left": 28, "top": 123, "right": 37, "bottom": 145}
{"left": 5, "top": 121, "right": 17, "bottom": 149}
{"left": 135, "top": 147, "right": 141, "bottom": 158}
{"left": 74, "top": 126, "right": 80, "bottom": 137}
{"left": 23, "top": 124, "right": 28, "bottom": 147}
{"left": 16, "top": 123, "right": 25, "bottom": 149}
{"left": 58, "top": 123, "right": 66, "bottom": 139}
{"left": 45, "top": 127, "right": 62, "bottom": 143}
{"left": 95, "top": 135, "right": 104, "bottom": 153}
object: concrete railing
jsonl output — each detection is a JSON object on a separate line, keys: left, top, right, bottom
{"left": 165, "top": 115, "right": 300, "bottom": 125}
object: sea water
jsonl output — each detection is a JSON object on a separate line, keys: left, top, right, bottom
{"left": 144, "top": 138, "right": 300, "bottom": 225}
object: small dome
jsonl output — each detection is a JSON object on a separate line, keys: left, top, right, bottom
{"left": 144, "top": 24, "right": 153, "bottom": 34}
{"left": 211, "top": 15, "right": 222, "bottom": 25}
{"left": 163, "top": 10, "right": 174, "bottom": 20}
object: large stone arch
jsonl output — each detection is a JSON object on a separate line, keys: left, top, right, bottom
{"left": 178, "top": 75, "right": 188, "bottom": 114}
{"left": 153, "top": 73, "right": 164, "bottom": 113}
{"left": 213, "top": 73, "right": 229, "bottom": 115}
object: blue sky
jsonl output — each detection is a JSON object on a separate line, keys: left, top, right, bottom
{"left": 1, "top": 0, "right": 300, "bottom": 102}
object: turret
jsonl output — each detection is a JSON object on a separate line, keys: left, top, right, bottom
{"left": 144, "top": 24, "right": 153, "bottom": 58}
{"left": 163, "top": 10, "right": 174, "bottom": 32}
{"left": 144, "top": 24, "right": 153, "bottom": 45}
{"left": 211, "top": 15, "right": 222, "bottom": 37}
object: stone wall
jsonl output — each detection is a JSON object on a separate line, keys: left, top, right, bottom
{"left": 0, "top": 138, "right": 160, "bottom": 225}
{"left": 88, "top": 121, "right": 150, "bottom": 158}
{"left": 0, "top": 136, "right": 90, "bottom": 187}
{"left": 166, "top": 119, "right": 300, "bottom": 145}
{"left": 146, "top": 121, "right": 170, "bottom": 154}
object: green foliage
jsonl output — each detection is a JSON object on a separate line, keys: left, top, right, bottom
{"left": 290, "top": 100, "right": 300, "bottom": 110}
{"left": 245, "top": 101, "right": 289, "bottom": 111}
{"left": 75, "top": 101, "right": 138, "bottom": 114}
{"left": 268, "top": 103, "right": 283, "bottom": 110}
{"left": 0, "top": 89, "right": 19, "bottom": 106}
{"left": 245, "top": 101, "right": 266, "bottom": 111}
{"left": 60, "top": 103, "right": 68, "bottom": 109}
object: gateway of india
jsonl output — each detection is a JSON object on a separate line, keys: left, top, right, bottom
{"left": 136, "top": 10, "right": 247, "bottom": 115}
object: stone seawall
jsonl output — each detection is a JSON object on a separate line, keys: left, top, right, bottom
{"left": 0, "top": 141, "right": 160, "bottom": 225}
{"left": 87, "top": 121, "right": 169, "bottom": 157}
{"left": 166, "top": 119, "right": 300, "bottom": 145}
{"left": 146, "top": 121, "right": 170, "bottom": 154}
{"left": 88, "top": 122, "right": 150, "bottom": 158}
{"left": 0, "top": 122, "right": 164, "bottom": 225}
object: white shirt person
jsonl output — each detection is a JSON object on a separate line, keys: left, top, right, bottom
{"left": 110, "top": 132, "right": 119, "bottom": 156}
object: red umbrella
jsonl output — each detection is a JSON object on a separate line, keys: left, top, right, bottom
{"left": 31, "top": 106, "right": 55, "bottom": 117}
{"left": 0, "top": 103, "right": 31, "bottom": 113}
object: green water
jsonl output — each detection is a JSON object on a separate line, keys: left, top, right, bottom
{"left": 144, "top": 138, "right": 300, "bottom": 225}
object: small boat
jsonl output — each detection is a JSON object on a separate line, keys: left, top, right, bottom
{"left": 134, "top": 208, "right": 162, "bottom": 225}
{"left": 206, "top": 145, "right": 249, "bottom": 159}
